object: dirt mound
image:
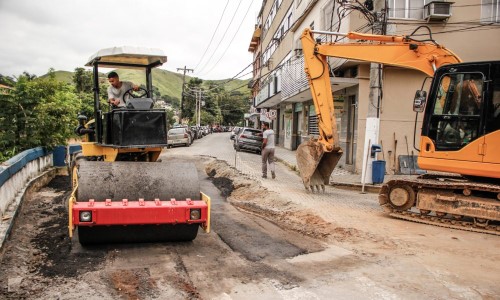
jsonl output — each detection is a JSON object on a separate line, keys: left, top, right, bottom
{"left": 205, "top": 160, "right": 335, "bottom": 239}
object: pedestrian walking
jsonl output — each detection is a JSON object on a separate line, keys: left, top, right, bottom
{"left": 261, "top": 122, "right": 275, "bottom": 179}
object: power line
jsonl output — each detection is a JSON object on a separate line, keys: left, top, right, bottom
{"left": 193, "top": 0, "right": 230, "bottom": 71}
{"left": 195, "top": 0, "right": 244, "bottom": 75}
{"left": 198, "top": 0, "right": 256, "bottom": 77}
{"left": 200, "top": 0, "right": 367, "bottom": 92}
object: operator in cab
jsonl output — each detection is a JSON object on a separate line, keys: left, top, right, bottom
{"left": 107, "top": 71, "right": 139, "bottom": 108}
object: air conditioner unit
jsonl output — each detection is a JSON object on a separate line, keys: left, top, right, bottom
{"left": 424, "top": 1, "right": 453, "bottom": 21}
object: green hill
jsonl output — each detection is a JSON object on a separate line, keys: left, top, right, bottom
{"left": 51, "top": 71, "right": 74, "bottom": 84}
{"left": 51, "top": 69, "right": 250, "bottom": 100}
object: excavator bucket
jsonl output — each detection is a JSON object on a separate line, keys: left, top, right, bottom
{"left": 296, "top": 139, "right": 343, "bottom": 191}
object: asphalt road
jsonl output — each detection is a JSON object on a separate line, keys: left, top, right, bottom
{"left": 0, "top": 132, "right": 499, "bottom": 299}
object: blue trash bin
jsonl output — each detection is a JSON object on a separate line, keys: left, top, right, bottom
{"left": 372, "top": 160, "right": 386, "bottom": 184}
{"left": 53, "top": 146, "right": 67, "bottom": 167}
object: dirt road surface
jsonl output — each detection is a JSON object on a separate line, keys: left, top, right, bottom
{"left": 0, "top": 133, "right": 499, "bottom": 299}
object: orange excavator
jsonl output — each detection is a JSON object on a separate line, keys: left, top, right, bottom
{"left": 298, "top": 28, "right": 500, "bottom": 234}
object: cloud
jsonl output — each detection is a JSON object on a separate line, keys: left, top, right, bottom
{"left": 0, "top": 0, "right": 259, "bottom": 80}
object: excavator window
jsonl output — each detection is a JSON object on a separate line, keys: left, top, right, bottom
{"left": 485, "top": 64, "right": 500, "bottom": 133}
{"left": 428, "top": 72, "right": 484, "bottom": 150}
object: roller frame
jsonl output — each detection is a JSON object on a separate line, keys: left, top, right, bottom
{"left": 72, "top": 198, "right": 209, "bottom": 226}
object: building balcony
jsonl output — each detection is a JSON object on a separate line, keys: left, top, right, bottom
{"left": 281, "top": 56, "right": 309, "bottom": 101}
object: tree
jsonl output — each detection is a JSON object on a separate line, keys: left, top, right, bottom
{"left": 0, "top": 74, "right": 15, "bottom": 86}
{"left": 183, "top": 77, "right": 203, "bottom": 122}
{"left": 0, "top": 70, "right": 80, "bottom": 162}
{"left": 180, "top": 78, "right": 250, "bottom": 126}
{"left": 73, "top": 67, "right": 93, "bottom": 93}
{"left": 165, "top": 109, "right": 176, "bottom": 128}
{"left": 219, "top": 90, "right": 249, "bottom": 126}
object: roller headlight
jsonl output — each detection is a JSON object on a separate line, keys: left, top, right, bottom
{"left": 79, "top": 211, "right": 92, "bottom": 222}
{"left": 190, "top": 209, "right": 201, "bottom": 220}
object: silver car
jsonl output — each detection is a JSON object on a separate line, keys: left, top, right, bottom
{"left": 167, "top": 127, "right": 191, "bottom": 148}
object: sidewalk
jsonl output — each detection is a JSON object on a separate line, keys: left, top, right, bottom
{"left": 274, "top": 146, "right": 418, "bottom": 192}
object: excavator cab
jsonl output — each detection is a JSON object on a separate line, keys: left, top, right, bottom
{"left": 419, "top": 62, "right": 500, "bottom": 178}
{"left": 69, "top": 47, "right": 210, "bottom": 245}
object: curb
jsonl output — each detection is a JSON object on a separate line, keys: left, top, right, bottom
{"left": 329, "top": 182, "right": 382, "bottom": 194}
{"left": 275, "top": 156, "right": 383, "bottom": 193}
{"left": 274, "top": 156, "right": 298, "bottom": 173}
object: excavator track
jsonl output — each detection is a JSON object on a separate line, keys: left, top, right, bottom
{"left": 379, "top": 175, "right": 500, "bottom": 236}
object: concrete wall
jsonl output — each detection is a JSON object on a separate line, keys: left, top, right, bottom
{"left": 355, "top": 66, "right": 429, "bottom": 174}
{"left": 385, "top": 0, "right": 500, "bottom": 62}
{"left": 0, "top": 148, "right": 53, "bottom": 216}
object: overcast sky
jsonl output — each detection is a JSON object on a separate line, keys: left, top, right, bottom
{"left": 0, "top": 0, "right": 261, "bottom": 80}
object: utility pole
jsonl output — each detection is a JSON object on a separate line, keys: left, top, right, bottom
{"left": 177, "top": 66, "right": 194, "bottom": 121}
{"left": 198, "top": 89, "right": 202, "bottom": 127}
{"left": 362, "top": 0, "right": 388, "bottom": 184}
{"left": 195, "top": 88, "right": 203, "bottom": 127}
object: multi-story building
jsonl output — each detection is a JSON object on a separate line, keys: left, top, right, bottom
{"left": 248, "top": 0, "right": 500, "bottom": 175}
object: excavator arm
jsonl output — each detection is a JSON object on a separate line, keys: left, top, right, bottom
{"left": 297, "top": 28, "right": 461, "bottom": 191}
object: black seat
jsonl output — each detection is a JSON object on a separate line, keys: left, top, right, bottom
{"left": 126, "top": 98, "right": 154, "bottom": 110}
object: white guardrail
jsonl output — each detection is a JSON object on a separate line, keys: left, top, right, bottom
{"left": 0, "top": 147, "right": 54, "bottom": 216}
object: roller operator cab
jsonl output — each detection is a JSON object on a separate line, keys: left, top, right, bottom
{"left": 69, "top": 46, "right": 210, "bottom": 245}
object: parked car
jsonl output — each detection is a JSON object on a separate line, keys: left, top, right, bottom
{"left": 230, "top": 127, "right": 241, "bottom": 140}
{"left": 174, "top": 125, "right": 194, "bottom": 143}
{"left": 167, "top": 127, "right": 191, "bottom": 148}
{"left": 233, "top": 127, "right": 263, "bottom": 154}
{"left": 191, "top": 126, "right": 203, "bottom": 139}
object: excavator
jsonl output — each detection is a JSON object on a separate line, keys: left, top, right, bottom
{"left": 298, "top": 28, "right": 500, "bottom": 234}
{"left": 69, "top": 47, "right": 210, "bottom": 245}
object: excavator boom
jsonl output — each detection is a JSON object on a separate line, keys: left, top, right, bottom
{"left": 298, "top": 28, "right": 461, "bottom": 190}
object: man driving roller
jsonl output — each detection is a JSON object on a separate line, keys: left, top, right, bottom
{"left": 107, "top": 71, "right": 139, "bottom": 108}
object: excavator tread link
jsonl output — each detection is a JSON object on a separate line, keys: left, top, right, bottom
{"left": 379, "top": 176, "right": 500, "bottom": 236}
{"left": 386, "top": 210, "right": 500, "bottom": 236}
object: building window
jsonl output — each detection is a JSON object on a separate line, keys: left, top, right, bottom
{"left": 482, "top": 0, "right": 500, "bottom": 23}
{"left": 388, "top": 0, "right": 425, "bottom": 19}
{"left": 429, "top": 73, "right": 483, "bottom": 150}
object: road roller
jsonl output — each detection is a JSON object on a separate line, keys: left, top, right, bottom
{"left": 68, "top": 46, "right": 210, "bottom": 245}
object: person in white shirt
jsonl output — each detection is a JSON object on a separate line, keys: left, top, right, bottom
{"left": 107, "top": 71, "right": 138, "bottom": 108}
{"left": 261, "top": 122, "right": 276, "bottom": 179}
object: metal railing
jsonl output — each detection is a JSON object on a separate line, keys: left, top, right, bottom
{"left": 281, "top": 57, "right": 308, "bottom": 100}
